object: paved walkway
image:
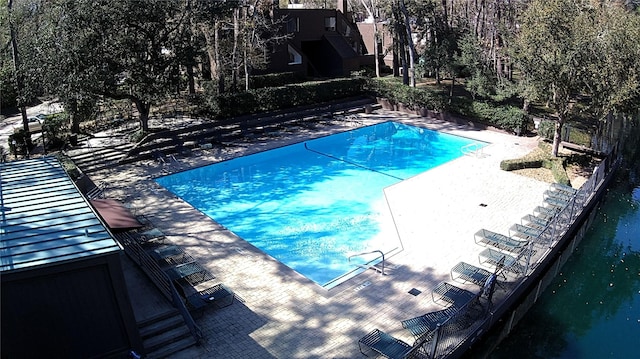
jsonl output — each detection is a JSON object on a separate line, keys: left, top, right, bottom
{"left": 93, "top": 109, "right": 552, "bottom": 358}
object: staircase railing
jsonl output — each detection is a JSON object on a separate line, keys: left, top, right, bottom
{"left": 115, "top": 232, "right": 203, "bottom": 344}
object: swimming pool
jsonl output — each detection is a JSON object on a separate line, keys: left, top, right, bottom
{"left": 156, "top": 121, "right": 486, "bottom": 288}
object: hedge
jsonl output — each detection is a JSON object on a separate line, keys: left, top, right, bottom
{"left": 205, "top": 77, "right": 368, "bottom": 118}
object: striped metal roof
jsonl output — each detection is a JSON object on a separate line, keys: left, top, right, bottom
{"left": 0, "top": 157, "right": 122, "bottom": 273}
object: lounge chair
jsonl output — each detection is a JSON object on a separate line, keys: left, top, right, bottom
{"left": 550, "top": 182, "right": 577, "bottom": 195}
{"left": 401, "top": 307, "right": 457, "bottom": 341}
{"left": 544, "top": 189, "right": 573, "bottom": 202}
{"left": 165, "top": 261, "right": 215, "bottom": 286}
{"left": 508, "top": 223, "right": 543, "bottom": 241}
{"left": 521, "top": 213, "right": 550, "bottom": 230}
{"left": 474, "top": 229, "right": 528, "bottom": 252}
{"left": 451, "top": 261, "right": 493, "bottom": 287}
{"left": 432, "top": 282, "right": 479, "bottom": 309}
{"left": 148, "top": 244, "right": 193, "bottom": 266}
{"left": 533, "top": 205, "right": 560, "bottom": 221}
{"left": 358, "top": 329, "right": 412, "bottom": 359}
{"left": 543, "top": 195, "right": 569, "bottom": 210}
{"left": 184, "top": 283, "right": 235, "bottom": 313}
{"left": 478, "top": 247, "right": 530, "bottom": 276}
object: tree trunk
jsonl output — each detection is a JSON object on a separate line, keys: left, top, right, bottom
{"left": 201, "top": 23, "right": 219, "bottom": 93}
{"left": 373, "top": 18, "right": 380, "bottom": 78}
{"left": 133, "top": 98, "right": 151, "bottom": 133}
{"left": 186, "top": 64, "right": 196, "bottom": 94}
{"left": 449, "top": 76, "right": 455, "bottom": 104}
{"left": 232, "top": 8, "right": 240, "bottom": 91}
{"left": 360, "top": 0, "right": 380, "bottom": 77}
{"left": 68, "top": 99, "right": 80, "bottom": 134}
{"left": 8, "top": 0, "right": 30, "bottom": 135}
{"left": 215, "top": 22, "right": 224, "bottom": 94}
{"left": 399, "top": 0, "right": 416, "bottom": 87}
{"left": 552, "top": 118, "right": 564, "bottom": 157}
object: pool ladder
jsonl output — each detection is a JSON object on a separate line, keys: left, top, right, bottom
{"left": 461, "top": 142, "right": 484, "bottom": 158}
{"left": 348, "top": 250, "right": 385, "bottom": 275}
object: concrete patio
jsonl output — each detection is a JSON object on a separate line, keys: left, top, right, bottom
{"left": 92, "top": 109, "right": 552, "bottom": 358}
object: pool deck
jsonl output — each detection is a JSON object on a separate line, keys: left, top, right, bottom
{"left": 93, "top": 109, "right": 554, "bottom": 358}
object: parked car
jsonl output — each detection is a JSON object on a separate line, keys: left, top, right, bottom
{"left": 14, "top": 114, "right": 46, "bottom": 133}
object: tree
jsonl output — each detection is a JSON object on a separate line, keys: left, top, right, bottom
{"left": 515, "top": 0, "right": 640, "bottom": 157}
{"left": 7, "top": 0, "right": 30, "bottom": 139}
{"left": 359, "top": 0, "right": 382, "bottom": 77}
{"left": 514, "top": 0, "right": 585, "bottom": 157}
{"left": 44, "top": 0, "right": 190, "bottom": 133}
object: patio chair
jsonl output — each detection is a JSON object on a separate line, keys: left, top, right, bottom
{"left": 451, "top": 261, "right": 493, "bottom": 287}
{"left": 474, "top": 229, "right": 528, "bottom": 252}
{"left": 184, "top": 283, "right": 235, "bottom": 314}
{"left": 543, "top": 189, "right": 573, "bottom": 202}
{"left": 549, "top": 182, "right": 577, "bottom": 196}
{"left": 521, "top": 213, "right": 550, "bottom": 230}
{"left": 508, "top": 223, "right": 543, "bottom": 241}
{"left": 401, "top": 307, "right": 457, "bottom": 341}
{"left": 432, "top": 282, "right": 479, "bottom": 309}
{"left": 478, "top": 247, "right": 531, "bottom": 276}
{"left": 358, "top": 329, "right": 412, "bottom": 359}
{"left": 533, "top": 205, "right": 561, "bottom": 222}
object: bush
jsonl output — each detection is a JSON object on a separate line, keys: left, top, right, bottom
{"left": 206, "top": 78, "right": 368, "bottom": 118}
{"left": 249, "top": 72, "right": 307, "bottom": 89}
{"left": 364, "top": 78, "right": 448, "bottom": 111}
{"left": 43, "top": 113, "right": 70, "bottom": 148}
{"left": 550, "top": 159, "right": 571, "bottom": 185}
{"left": 500, "top": 141, "right": 572, "bottom": 185}
{"left": 538, "top": 119, "right": 555, "bottom": 141}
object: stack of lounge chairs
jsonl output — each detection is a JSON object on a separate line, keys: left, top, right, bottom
{"left": 116, "top": 218, "right": 235, "bottom": 316}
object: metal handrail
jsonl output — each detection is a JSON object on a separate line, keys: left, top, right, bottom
{"left": 348, "top": 250, "right": 385, "bottom": 275}
{"left": 115, "top": 232, "right": 203, "bottom": 344}
{"left": 460, "top": 142, "right": 483, "bottom": 157}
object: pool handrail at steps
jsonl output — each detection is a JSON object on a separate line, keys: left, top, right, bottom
{"left": 348, "top": 250, "right": 385, "bottom": 275}
{"left": 461, "top": 142, "right": 484, "bottom": 158}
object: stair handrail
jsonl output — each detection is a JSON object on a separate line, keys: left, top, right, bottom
{"left": 461, "top": 142, "right": 483, "bottom": 157}
{"left": 348, "top": 250, "right": 385, "bottom": 275}
{"left": 115, "top": 232, "right": 203, "bottom": 344}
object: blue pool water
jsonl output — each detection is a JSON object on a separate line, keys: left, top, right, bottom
{"left": 156, "top": 121, "right": 485, "bottom": 288}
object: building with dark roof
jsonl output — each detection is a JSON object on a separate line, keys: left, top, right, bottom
{"left": 0, "top": 157, "right": 142, "bottom": 358}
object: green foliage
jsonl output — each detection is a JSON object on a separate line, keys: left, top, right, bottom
{"left": 538, "top": 119, "right": 555, "bottom": 141}
{"left": 500, "top": 141, "right": 571, "bottom": 184}
{"left": 449, "top": 98, "right": 528, "bottom": 134}
{"left": 249, "top": 72, "right": 307, "bottom": 89}
{"left": 42, "top": 113, "right": 70, "bottom": 147}
{"left": 206, "top": 78, "right": 368, "bottom": 118}
{"left": 550, "top": 159, "right": 571, "bottom": 185}
{"left": 365, "top": 78, "right": 448, "bottom": 111}
{"left": 8, "top": 131, "right": 31, "bottom": 155}
{"left": 457, "top": 33, "right": 497, "bottom": 99}
{"left": 0, "top": 65, "right": 17, "bottom": 109}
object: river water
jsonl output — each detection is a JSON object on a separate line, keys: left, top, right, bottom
{"left": 485, "top": 152, "right": 640, "bottom": 358}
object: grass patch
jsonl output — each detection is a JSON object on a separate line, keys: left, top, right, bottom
{"left": 500, "top": 142, "right": 573, "bottom": 185}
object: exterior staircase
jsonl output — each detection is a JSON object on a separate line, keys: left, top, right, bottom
{"left": 65, "top": 141, "right": 134, "bottom": 174}
{"left": 138, "top": 309, "right": 198, "bottom": 359}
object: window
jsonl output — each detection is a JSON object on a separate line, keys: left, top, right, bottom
{"left": 325, "top": 17, "right": 336, "bottom": 31}
{"left": 288, "top": 45, "right": 302, "bottom": 65}
{"left": 287, "top": 17, "right": 299, "bottom": 33}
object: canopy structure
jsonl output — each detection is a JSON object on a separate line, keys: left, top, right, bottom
{"left": 91, "top": 198, "right": 143, "bottom": 231}
{"left": 0, "top": 157, "right": 122, "bottom": 273}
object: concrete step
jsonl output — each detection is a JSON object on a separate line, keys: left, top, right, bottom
{"left": 137, "top": 309, "right": 198, "bottom": 357}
